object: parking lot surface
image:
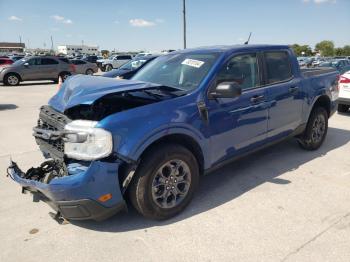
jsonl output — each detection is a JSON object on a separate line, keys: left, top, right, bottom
{"left": 0, "top": 81, "right": 350, "bottom": 262}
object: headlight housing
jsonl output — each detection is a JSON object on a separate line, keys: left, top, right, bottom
{"left": 64, "top": 120, "right": 113, "bottom": 161}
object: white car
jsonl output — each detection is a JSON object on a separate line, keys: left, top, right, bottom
{"left": 337, "top": 71, "right": 350, "bottom": 112}
{"left": 97, "top": 55, "right": 132, "bottom": 71}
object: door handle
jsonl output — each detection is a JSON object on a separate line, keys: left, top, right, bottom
{"left": 289, "top": 86, "right": 299, "bottom": 93}
{"left": 250, "top": 95, "right": 264, "bottom": 104}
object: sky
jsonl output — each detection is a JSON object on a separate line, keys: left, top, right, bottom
{"left": 0, "top": 0, "right": 349, "bottom": 52}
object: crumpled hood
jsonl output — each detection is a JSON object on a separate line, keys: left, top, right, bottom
{"left": 48, "top": 75, "right": 155, "bottom": 112}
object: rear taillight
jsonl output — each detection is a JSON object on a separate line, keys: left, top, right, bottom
{"left": 339, "top": 75, "right": 350, "bottom": 84}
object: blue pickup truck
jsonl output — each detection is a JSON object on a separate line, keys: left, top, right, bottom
{"left": 8, "top": 45, "right": 339, "bottom": 221}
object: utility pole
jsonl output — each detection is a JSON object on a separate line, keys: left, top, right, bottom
{"left": 19, "top": 35, "right": 22, "bottom": 44}
{"left": 50, "top": 36, "right": 54, "bottom": 51}
{"left": 183, "top": 0, "right": 187, "bottom": 49}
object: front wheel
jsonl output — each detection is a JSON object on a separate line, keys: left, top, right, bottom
{"left": 4, "top": 73, "right": 20, "bottom": 86}
{"left": 298, "top": 107, "right": 328, "bottom": 151}
{"left": 128, "top": 144, "right": 199, "bottom": 220}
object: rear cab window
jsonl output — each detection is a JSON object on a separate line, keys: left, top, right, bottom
{"left": 264, "top": 51, "right": 293, "bottom": 84}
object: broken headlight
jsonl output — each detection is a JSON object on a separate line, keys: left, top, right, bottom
{"left": 63, "top": 120, "right": 113, "bottom": 161}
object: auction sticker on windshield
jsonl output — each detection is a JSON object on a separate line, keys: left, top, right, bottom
{"left": 181, "top": 59, "right": 204, "bottom": 68}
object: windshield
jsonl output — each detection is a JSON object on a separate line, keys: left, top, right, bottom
{"left": 120, "top": 58, "right": 149, "bottom": 70}
{"left": 13, "top": 58, "right": 28, "bottom": 66}
{"left": 132, "top": 52, "right": 220, "bottom": 91}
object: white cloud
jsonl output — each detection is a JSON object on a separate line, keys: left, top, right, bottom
{"left": 51, "top": 15, "right": 64, "bottom": 21}
{"left": 302, "top": 0, "right": 336, "bottom": 3}
{"left": 129, "top": 18, "right": 156, "bottom": 27}
{"left": 155, "top": 18, "right": 164, "bottom": 23}
{"left": 8, "top": 15, "right": 22, "bottom": 21}
{"left": 63, "top": 19, "right": 73, "bottom": 24}
{"left": 51, "top": 15, "right": 73, "bottom": 24}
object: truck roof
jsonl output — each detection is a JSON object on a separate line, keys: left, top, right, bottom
{"left": 177, "top": 44, "right": 290, "bottom": 54}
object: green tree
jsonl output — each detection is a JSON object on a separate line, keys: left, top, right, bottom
{"left": 291, "top": 44, "right": 313, "bottom": 56}
{"left": 315, "top": 40, "right": 334, "bottom": 57}
{"left": 343, "top": 45, "right": 350, "bottom": 56}
{"left": 335, "top": 48, "right": 344, "bottom": 56}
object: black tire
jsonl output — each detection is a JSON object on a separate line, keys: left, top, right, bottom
{"left": 86, "top": 69, "right": 94, "bottom": 75}
{"left": 338, "top": 104, "right": 349, "bottom": 113}
{"left": 128, "top": 144, "right": 199, "bottom": 220}
{"left": 59, "top": 72, "right": 70, "bottom": 82}
{"left": 4, "top": 73, "right": 20, "bottom": 86}
{"left": 298, "top": 107, "right": 328, "bottom": 151}
{"left": 105, "top": 64, "right": 113, "bottom": 72}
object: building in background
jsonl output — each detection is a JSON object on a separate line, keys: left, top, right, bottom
{"left": 57, "top": 44, "right": 99, "bottom": 55}
{"left": 0, "top": 42, "right": 25, "bottom": 54}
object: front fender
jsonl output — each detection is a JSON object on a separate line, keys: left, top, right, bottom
{"left": 129, "top": 123, "right": 209, "bottom": 165}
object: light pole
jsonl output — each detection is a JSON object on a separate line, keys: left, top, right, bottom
{"left": 183, "top": 0, "right": 186, "bottom": 49}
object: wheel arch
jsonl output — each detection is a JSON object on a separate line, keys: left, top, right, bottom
{"left": 137, "top": 134, "right": 205, "bottom": 176}
{"left": 4, "top": 72, "right": 22, "bottom": 82}
{"left": 311, "top": 95, "right": 331, "bottom": 118}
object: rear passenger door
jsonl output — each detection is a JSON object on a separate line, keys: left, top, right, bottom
{"left": 40, "top": 58, "right": 59, "bottom": 79}
{"left": 263, "top": 50, "right": 303, "bottom": 139}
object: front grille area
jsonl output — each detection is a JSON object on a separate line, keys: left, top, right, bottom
{"left": 34, "top": 105, "right": 71, "bottom": 159}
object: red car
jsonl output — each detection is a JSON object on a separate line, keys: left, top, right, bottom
{"left": 0, "top": 58, "right": 13, "bottom": 66}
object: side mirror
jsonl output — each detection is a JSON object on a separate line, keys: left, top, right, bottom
{"left": 209, "top": 82, "right": 242, "bottom": 99}
{"left": 24, "top": 62, "right": 29, "bottom": 67}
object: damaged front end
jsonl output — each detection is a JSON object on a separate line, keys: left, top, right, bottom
{"left": 7, "top": 105, "right": 126, "bottom": 221}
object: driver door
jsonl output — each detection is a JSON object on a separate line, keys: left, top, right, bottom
{"left": 21, "top": 58, "right": 42, "bottom": 80}
{"left": 207, "top": 53, "right": 269, "bottom": 166}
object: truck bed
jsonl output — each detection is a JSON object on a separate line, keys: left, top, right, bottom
{"left": 301, "top": 67, "right": 337, "bottom": 77}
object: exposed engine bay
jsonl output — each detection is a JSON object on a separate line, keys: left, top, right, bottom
{"left": 65, "top": 87, "right": 178, "bottom": 121}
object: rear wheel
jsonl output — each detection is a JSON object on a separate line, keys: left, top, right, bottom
{"left": 4, "top": 73, "right": 20, "bottom": 86}
{"left": 337, "top": 104, "right": 349, "bottom": 113}
{"left": 298, "top": 107, "right": 328, "bottom": 151}
{"left": 128, "top": 144, "right": 199, "bottom": 220}
{"left": 85, "top": 69, "right": 94, "bottom": 75}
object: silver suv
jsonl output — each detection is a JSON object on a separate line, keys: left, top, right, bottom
{"left": 0, "top": 56, "right": 76, "bottom": 86}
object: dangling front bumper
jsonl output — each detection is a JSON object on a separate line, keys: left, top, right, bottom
{"left": 7, "top": 159, "right": 126, "bottom": 221}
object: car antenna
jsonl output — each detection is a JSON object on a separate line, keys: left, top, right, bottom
{"left": 244, "top": 32, "right": 252, "bottom": 45}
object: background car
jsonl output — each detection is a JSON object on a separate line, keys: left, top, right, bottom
{"left": 82, "top": 55, "right": 100, "bottom": 64}
{"left": 97, "top": 54, "right": 132, "bottom": 71}
{"left": 102, "top": 55, "right": 158, "bottom": 79}
{"left": 318, "top": 59, "right": 350, "bottom": 74}
{"left": 0, "top": 58, "right": 14, "bottom": 67}
{"left": 9, "top": 55, "right": 25, "bottom": 62}
{"left": 70, "top": 59, "right": 98, "bottom": 75}
{"left": 0, "top": 56, "right": 76, "bottom": 86}
{"left": 337, "top": 70, "right": 350, "bottom": 113}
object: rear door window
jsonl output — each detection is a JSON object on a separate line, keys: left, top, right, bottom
{"left": 264, "top": 51, "right": 293, "bottom": 84}
{"left": 117, "top": 55, "right": 132, "bottom": 60}
{"left": 42, "top": 58, "right": 59, "bottom": 65}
